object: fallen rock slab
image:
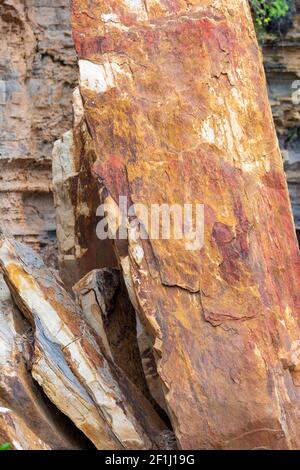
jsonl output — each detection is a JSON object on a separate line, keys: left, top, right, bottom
{"left": 0, "top": 233, "right": 168, "bottom": 449}
{"left": 0, "top": 267, "right": 114, "bottom": 450}
{"left": 0, "top": 273, "right": 88, "bottom": 449}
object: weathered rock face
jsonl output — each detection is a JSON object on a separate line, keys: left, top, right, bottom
{"left": 71, "top": 0, "right": 300, "bottom": 449}
{"left": 1, "top": 0, "right": 300, "bottom": 268}
{"left": 52, "top": 87, "right": 117, "bottom": 289}
{"left": 263, "top": 0, "right": 300, "bottom": 228}
{"left": 1, "top": 0, "right": 300, "bottom": 451}
{"left": 0, "top": 273, "right": 89, "bottom": 450}
{"left": 73, "top": 268, "right": 151, "bottom": 397}
{"left": 0, "top": 233, "right": 169, "bottom": 449}
{"left": 53, "top": 89, "right": 167, "bottom": 414}
{"left": 53, "top": 83, "right": 171, "bottom": 420}
{"left": 0, "top": 0, "right": 77, "bottom": 265}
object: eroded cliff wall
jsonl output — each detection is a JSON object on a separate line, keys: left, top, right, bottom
{"left": 263, "top": 0, "right": 300, "bottom": 228}
{"left": 0, "top": 0, "right": 77, "bottom": 266}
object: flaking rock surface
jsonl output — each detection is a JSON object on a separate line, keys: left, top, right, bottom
{"left": 71, "top": 0, "right": 300, "bottom": 449}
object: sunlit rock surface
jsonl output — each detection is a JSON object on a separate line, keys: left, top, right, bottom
{"left": 71, "top": 0, "right": 300, "bottom": 449}
{"left": 0, "top": 273, "right": 88, "bottom": 449}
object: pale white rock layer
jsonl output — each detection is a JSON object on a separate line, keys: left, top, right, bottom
{"left": 0, "top": 234, "right": 168, "bottom": 449}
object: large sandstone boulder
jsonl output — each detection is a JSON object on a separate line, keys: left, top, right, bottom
{"left": 70, "top": 0, "right": 300, "bottom": 449}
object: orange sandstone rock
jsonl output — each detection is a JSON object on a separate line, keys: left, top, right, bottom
{"left": 71, "top": 0, "right": 300, "bottom": 449}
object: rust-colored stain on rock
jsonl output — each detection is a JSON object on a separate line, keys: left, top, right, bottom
{"left": 70, "top": 0, "right": 300, "bottom": 449}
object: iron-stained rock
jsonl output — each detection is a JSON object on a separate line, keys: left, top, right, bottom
{"left": 71, "top": 0, "right": 300, "bottom": 449}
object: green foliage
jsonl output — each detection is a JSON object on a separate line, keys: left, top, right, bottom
{"left": 285, "top": 127, "right": 300, "bottom": 145}
{"left": 0, "top": 442, "right": 11, "bottom": 451}
{"left": 250, "top": 0, "right": 289, "bottom": 29}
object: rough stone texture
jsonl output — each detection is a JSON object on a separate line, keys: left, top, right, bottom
{"left": 73, "top": 269, "right": 147, "bottom": 390}
{"left": 72, "top": 0, "right": 300, "bottom": 449}
{"left": 0, "top": 406, "right": 50, "bottom": 450}
{"left": 54, "top": 89, "right": 168, "bottom": 415}
{"left": 0, "top": 0, "right": 77, "bottom": 265}
{"left": 54, "top": 87, "right": 168, "bottom": 413}
{"left": 0, "top": 233, "right": 169, "bottom": 449}
{"left": 1, "top": 0, "right": 300, "bottom": 265}
{"left": 1, "top": 0, "right": 300, "bottom": 270}
{"left": 52, "top": 87, "right": 117, "bottom": 289}
{"left": 0, "top": 273, "right": 90, "bottom": 449}
{"left": 0, "top": 259, "right": 114, "bottom": 450}
{"left": 73, "top": 268, "right": 168, "bottom": 414}
{"left": 263, "top": 0, "right": 300, "bottom": 227}
{"left": 73, "top": 268, "right": 120, "bottom": 358}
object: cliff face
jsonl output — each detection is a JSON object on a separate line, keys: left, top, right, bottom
{"left": 0, "top": 0, "right": 77, "bottom": 266}
{"left": 263, "top": 0, "right": 300, "bottom": 228}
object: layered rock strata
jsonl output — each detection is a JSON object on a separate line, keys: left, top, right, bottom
{"left": 0, "top": 233, "right": 169, "bottom": 449}
{"left": 0, "top": 273, "right": 88, "bottom": 450}
{"left": 263, "top": 0, "right": 300, "bottom": 227}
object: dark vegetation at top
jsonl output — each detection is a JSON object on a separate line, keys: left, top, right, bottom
{"left": 249, "top": 0, "right": 295, "bottom": 37}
